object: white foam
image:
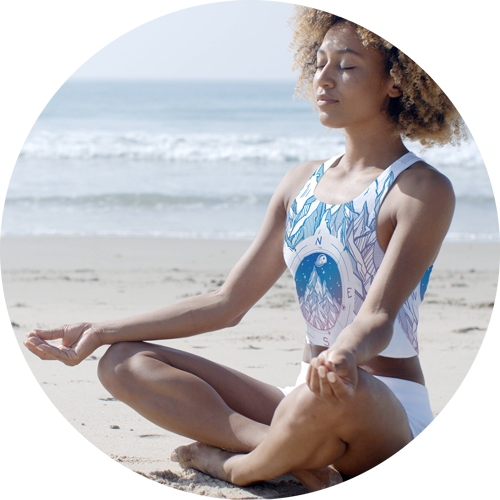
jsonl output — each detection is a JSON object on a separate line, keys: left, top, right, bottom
{"left": 20, "top": 130, "right": 345, "bottom": 162}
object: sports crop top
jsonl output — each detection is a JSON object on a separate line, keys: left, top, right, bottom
{"left": 283, "top": 152, "right": 432, "bottom": 358}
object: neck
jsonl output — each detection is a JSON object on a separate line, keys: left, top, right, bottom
{"left": 340, "top": 120, "right": 408, "bottom": 171}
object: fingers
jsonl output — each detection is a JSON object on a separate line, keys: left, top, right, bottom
{"left": 26, "top": 327, "right": 64, "bottom": 341}
{"left": 317, "top": 364, "right": 339, "bottom": 403}
{"left": 325, "top": 370, "right": 356, "bottom": 402}
{"left": 307, "top": 357, "right": 335, "bottom": 401}
{"left": 306, "top": 357, "right": 323, "bottom": 395}
{"left": 24, "top": 323, "right": 94, "bottom": 366}
{"left": 23, "top": 334, "right": 75, "bottom": 365}
{"left": 23, "top": 336, "right": 59, "bottom": 361}
{"left": 307, "top": 355, "right": 357, "bottom": 404}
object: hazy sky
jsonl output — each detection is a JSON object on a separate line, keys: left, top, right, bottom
{"left": 0, "top": 0, "right": 497, "bottom": 83}
{"left": 71, "top": 1, "right": 295, "bottom": 81}
{"left": 3, "top": 0, "right": 302, "bottom": 82}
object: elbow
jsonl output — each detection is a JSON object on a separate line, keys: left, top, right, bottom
{"left": 210, "top": 288, "right": 248, "bottom": 329}
{"left": 225, "top": 311, "right": 246, "bottom": 328}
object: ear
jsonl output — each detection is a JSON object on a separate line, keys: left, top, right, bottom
{"left": 387, "top": 79, "right": 402, "bottom": 98}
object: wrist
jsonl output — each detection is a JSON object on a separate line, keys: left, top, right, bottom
{"left": 329, "top": 335, "right": 358, "bottom": 359}
{"left": 89, "top": 322, "right": 110, "bottom": 347}
{"left": 323, "top": 345, "right": 357, "bottom": 369}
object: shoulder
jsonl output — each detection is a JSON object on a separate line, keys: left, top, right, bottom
{"left": 387, "top": 161, "right": 455, "bottom": 234}
{"left": 392, "top": 160, "right": 455, "bottom": 212}
{"left": 397, "top": 161, "right": 453, "bottom": 196}
{"left": 279, "top": 159, "right": 328, "bottom": 212}
{"left": 379, "top": 160, "right": 455, "bottom": 265}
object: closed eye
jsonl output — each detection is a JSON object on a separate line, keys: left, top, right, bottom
{"left": 315, "top": 63, "right": 356, "bottom": 70}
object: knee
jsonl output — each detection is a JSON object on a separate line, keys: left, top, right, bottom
{"left": 97, "top": 341, "right": 144, "bottom": 396}
{"left": 277, "top": 385, "right": 334, "bottom": 431}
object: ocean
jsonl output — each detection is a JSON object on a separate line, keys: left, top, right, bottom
{"left": 3, "top": 80, "right": 498, "bottom": 242}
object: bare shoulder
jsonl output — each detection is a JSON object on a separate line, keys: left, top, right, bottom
{"left": 279, "top": 159, "right": 328, "bottom": 212}
{"left": 393, "top": 160, "right": 455, "bottom": 209}
{"left": 387, "top": 161, "right": 455, "bottom": 222}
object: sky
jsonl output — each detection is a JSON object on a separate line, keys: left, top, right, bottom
{"left": 3, "top": 0, "right": 302, "bottom": 83}
{"left": 0, "top": 0, "right": 498, "bottom": 85}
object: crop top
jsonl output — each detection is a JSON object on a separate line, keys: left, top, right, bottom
{"left": 283, "top": 152, "right": 432, "bottom": 358}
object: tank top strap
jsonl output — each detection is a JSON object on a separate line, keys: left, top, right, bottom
{"left": 294, "top": 153, "right": 344, "bottom": 202}
{"left": 312, "top": 153, "right": 344, "bottom": 185}
{"left": 390, "top": 151, "right": 424, "bottom": 178}
{"left": 375, "top": 151, "right": 424, "bottom": 207}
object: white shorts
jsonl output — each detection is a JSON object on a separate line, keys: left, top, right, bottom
{"left": 279, "top": 362, "right": 434, "bottom": 438}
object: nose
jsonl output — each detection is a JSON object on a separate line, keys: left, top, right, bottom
{"left": 314, "top": 64, "right": 335, "bottom": 89}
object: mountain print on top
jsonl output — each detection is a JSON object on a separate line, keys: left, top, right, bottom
{"left": 295, "top": 253, "right": 342, "bottom": 331}
{"left": 284, "top": 153, "right": 433, "bottom": 356}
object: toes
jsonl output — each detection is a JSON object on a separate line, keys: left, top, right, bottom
{"left": 178, "top": 460, "right": 193, "bottom": 470}
{"left": 171, "top": 443, "right": 197, "bottom": 463}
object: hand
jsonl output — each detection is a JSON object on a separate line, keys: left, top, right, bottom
{"left": 24, "top": 323, "right": 102, "bottom": 366}
{"left": 306, "top": 348, "right": 358, "bottom": 404}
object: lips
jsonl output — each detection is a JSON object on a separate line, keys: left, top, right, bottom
{"left": 316, "top": 95, "right": 338, "bottom": 107}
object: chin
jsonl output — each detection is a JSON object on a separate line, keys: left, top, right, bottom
{"left": 318, "top": 115, "right": 342, "bottom": 129}
{"left": 317, "top": 109, "right": 342, "bottom": 128}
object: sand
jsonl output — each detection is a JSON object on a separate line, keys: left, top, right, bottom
{"left": 2, "top": 236, "right": 498, "bottom": 498}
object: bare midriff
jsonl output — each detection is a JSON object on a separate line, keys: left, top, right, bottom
{"left": 302, "top": 343, "right": 426, "bottom": 386}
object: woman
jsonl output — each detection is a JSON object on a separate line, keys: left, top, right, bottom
{"left": 24, "top": 7, "right": 466, "bottom": 492}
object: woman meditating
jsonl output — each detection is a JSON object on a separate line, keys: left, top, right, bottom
{"left": 24, "top": 6, "right": 466, "bottom": 491}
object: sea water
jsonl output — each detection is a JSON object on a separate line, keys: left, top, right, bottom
{"left": 3, "top": 80, "right": 498, "bottom": 241}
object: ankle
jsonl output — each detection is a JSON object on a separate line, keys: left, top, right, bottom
{"left": 225, "top": 455, "right": 251, "bottom": 486}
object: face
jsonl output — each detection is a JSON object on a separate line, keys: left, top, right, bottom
{"left": 313, "top": 22, "right": 401, "bottom": 131}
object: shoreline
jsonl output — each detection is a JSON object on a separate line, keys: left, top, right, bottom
{"left": 2, "top": 233, "right": 499, "bottom": 241}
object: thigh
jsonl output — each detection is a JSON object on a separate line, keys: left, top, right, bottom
{"left": 270, "top": 368, "right": 414, "bottom": 477}
{"left": 102, "top": 341, "right": 285, "bottom": 425}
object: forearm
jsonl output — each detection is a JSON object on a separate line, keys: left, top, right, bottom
{"left": 331, "top": 311, "right": 394, "bottom": 365}
{"left": 95, "top": 289, "right": 240, "bottom": 346}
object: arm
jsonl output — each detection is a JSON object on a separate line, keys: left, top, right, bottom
{"left": 307, "top": 165, "right": 455, "bottom": 401}
{"left": 96, "top": 180, "right": 290, "bottom": 343}
{"left": 24, "top": 165, "right": 304, "bottom": 365}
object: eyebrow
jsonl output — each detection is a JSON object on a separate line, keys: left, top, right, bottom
{"left": 317, "top": 48, "right": 362, "bottom": 56}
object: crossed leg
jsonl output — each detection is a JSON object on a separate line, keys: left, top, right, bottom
{"left": 171, "top": 369, "right": 414, "bottom": 486}
{"left": 97, "top": 341, "right": 284, "bottom": 453}
{"left": 98, "top": 341, "right": 413, "bottom": 490}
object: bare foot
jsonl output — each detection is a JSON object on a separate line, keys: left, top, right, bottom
{"left": 171, "top": 442, "right": 244, "bottom": 485}
{"left": 171, "top": 442, "right": 343, "bottom": 491}
{"left": 292, "top": 466, "right": 343, "bottom": 492}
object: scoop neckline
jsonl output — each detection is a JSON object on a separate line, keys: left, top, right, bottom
{"left": 312, "top": 152, "right": 413, "bottom": 207}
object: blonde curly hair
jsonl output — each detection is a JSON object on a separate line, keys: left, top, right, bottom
{"left": 289, "top": 6, "right": 466, "bottom": 148}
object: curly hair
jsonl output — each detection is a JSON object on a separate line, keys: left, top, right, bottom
{"left": 289, "top": 6, "right": 466, "bottom": 148}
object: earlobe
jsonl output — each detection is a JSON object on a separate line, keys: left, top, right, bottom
{"left": 388, "top": 82, "right": 402, "bottom": 98}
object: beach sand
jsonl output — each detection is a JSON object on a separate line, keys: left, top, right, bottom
{"left": 2, "top": 236, "right": 498, "bottom": 497}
